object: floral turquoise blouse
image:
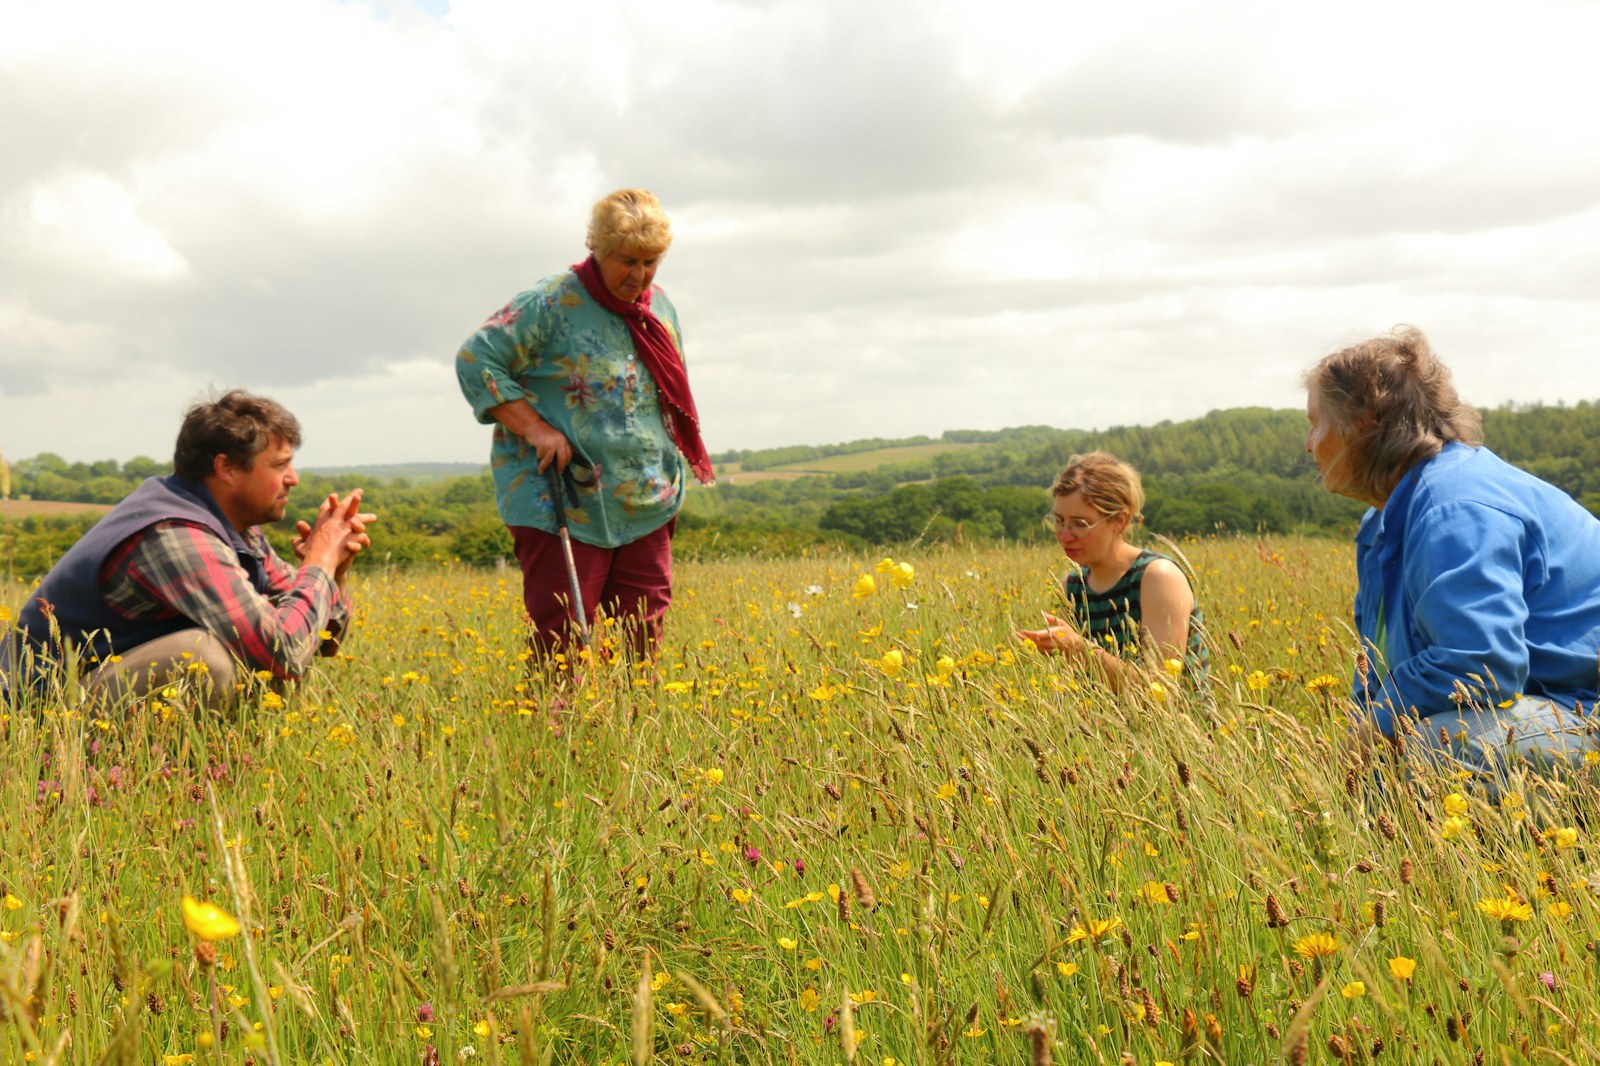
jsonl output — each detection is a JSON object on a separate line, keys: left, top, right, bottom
{"left": 455, "top": 269, "right": 687, "bottom": 548}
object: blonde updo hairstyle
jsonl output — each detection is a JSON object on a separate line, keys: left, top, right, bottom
{"left": 1051, "top": 452, "right": 1146, "bottom": 530}
{"left": 1303, "top": 325, "right": 1482, "bottom": 502}
{"left": 586, "top": 188, "right": 674, "bottom": 260}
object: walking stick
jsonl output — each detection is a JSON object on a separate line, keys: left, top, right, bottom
{"left": 544, "top": 465, "right": 590, "bottom": 645}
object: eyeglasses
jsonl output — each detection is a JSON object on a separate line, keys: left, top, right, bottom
{"left": 1043, "top": 511, "right": 1118, "bottom": 536}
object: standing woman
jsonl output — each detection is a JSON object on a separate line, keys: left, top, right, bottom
{"left": 1016, "top": 452, "right": 1209, "bottom": 687}
{"left": 1305, "top": 326, "right": 1600, "bottom": 785}
{"left": 455, "top": 189, "right": 714, "bottom": 656}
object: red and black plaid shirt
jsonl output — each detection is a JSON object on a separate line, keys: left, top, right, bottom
{"left": 98, "top": 521, "right": 349, "bottom": 681}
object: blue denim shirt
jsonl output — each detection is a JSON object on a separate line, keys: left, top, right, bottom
{"left": 1352, "top": 443, "right": 1600, "bottom": 735}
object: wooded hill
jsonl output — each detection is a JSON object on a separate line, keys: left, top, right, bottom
{"left": 4, "top": 400, "right": 1597, "bottom": 575}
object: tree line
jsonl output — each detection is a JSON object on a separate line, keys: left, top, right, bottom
{"left": 4, "top": 400, "right": 1596, "bottom": 578}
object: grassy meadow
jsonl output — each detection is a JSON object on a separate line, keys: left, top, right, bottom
{"left": 4, "top": 536, "right": 1599, "bottom": 1065}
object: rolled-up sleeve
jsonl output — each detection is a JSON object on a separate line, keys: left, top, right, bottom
{"left": 455, "top": 292, "right": 549, "bottom": 423}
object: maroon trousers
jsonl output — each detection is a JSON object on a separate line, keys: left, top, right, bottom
{"left": 508, "top": 520, "right": 674, "bottom": 657}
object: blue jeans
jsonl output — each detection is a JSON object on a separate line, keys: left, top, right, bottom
{"left": 1408, "top": 697, "right": 1599, "bottom": 797}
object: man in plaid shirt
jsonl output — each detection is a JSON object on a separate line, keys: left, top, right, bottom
{"left": 3, "top": 390, "right": 376, "bottom": 707}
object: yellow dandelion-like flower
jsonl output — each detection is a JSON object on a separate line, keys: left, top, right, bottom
{"left": 1292, "top": 932, "right": 1340, "bottom": 959}
{"left": 1056, "top": 962, "right": 1079, "bottom": 977}
{"left": 852, "top": 574, "right": 877, "bottom": 599}
{"left": 1477, "top": 894, "right": 1533, "bottom": 923}
{"left": 879, "top": 649, "right": 905, "bottom": 676}
{"left": 1135, "top": 881, "right": 1172, "bottom": 905}
{"left": 875, "top": 557, "right": 896, "bottom": 574}
{"left": 797, "top": 987, "right": 820, "bottom": 1012}
{"left": 888, "top": 562, "right": 915, "bottom": 589}
{"left": 1443, "top": 793, "right": 1469, "bottom": 817}
{"left": 1066, "top": 916, "right": 1123, "bottom": 943}
{"left": 1388, "top": 955, "right": 1417, "bottom": 980}
{"left": 777, "top": 936, "right": 798, "bottom": 950}
{"left": 1441, "top": 815, "right": 1468, "bottom": 839}
{"left": 1340, "top": 981, "right": 1366, "bottom": 999}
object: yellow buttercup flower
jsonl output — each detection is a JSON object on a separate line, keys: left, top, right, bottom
{"left": 888, "top": 562, "right": 915, "bottom": 589}
{"left": 875, "top": 558, "right": 896, "bottom": 574}
{"left": 1388, "top": 955, "right": 1417, "bottom": 980}
{"left": 852, "top": 574, "right": 877, "bottom": 599}
{"left": 1443, "top": 792, "right": 1469, "bottom": 817}
{"left": 181, "top": 896, "right": 241, "bottom": 942}
{"left": 1340, "top": 981, "right": 1366, "bottom": 999}
{"left": 879, "top": 649, "right": 905, "bottom": 677}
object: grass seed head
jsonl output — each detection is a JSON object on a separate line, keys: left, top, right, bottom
{"left": 1265, "top": 894, "right": 1288, "bottom": 928}
{"left": 850, "top": 868, "right": 876, "bottom": 910}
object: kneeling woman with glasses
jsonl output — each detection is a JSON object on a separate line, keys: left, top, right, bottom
{"left": 1015, "top": 452, "right": 1209, "bottom": 687}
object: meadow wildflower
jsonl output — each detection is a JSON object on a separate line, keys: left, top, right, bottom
{"left": 1388, "top": 955, "right": 1417, "bottom": 980}
{"left": 1135, "top": 881, "right": 1173, "bottom": 905}
{"left": 853, "top": 574, "right": 877, "bottom": 599}
{"left": 1340, "top": 981, "right": 1366, "bottom": 999}
{"left": 180, "top": 897, "right": 241, "bottom": 942}
{"left": 1476, "top": 892, "right": 1533, "bottom": 924}
{"left": 1292, "top": 932, "right": 1340, "bottom": 959}
{"left": 1066, "top": 916, "right": 1123, "bottom": 943}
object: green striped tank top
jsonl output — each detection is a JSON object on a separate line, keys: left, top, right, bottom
{"left": 1061, "top": 549, "right": 1210, "bottom": 684}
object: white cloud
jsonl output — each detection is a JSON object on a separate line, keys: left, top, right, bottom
{"left": 3, "top": 0, "right": 1599, "bottom": 466}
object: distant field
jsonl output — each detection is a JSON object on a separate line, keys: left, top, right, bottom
{"left": 712, "top": 469, "right": 816, "bottom": 485}
{"left": 1, "top": 499, "right": 111, "bottom": 519}
{"left": 764, "top": 441, "right": 981, "bottom": 474}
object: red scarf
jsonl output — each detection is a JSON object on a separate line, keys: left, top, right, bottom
{"left": 572, "top": 255, "right": 714, "bottom": 485}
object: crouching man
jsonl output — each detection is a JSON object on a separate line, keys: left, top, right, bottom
{"left": 2, "top": 390, "right": 375, "bottom": 707}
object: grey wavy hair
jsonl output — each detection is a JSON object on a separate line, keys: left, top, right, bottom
{"left": 1303, "top": 325, "right": 1482, "bottom": 501}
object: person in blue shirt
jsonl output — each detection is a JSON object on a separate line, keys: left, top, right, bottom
{"left": 1305, "top": 325, "right": 1600, "bottom": 790}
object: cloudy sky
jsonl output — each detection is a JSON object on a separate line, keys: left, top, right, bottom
{"left": 4, "top": 0, "right": 1599, "bottom": 467}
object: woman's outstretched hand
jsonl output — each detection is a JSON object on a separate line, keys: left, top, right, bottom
{"left": 1015, "top": 611, "right": 1087, "bottom": 656}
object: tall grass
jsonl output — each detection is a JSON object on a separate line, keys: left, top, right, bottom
{"left": 2, "top": 537, "right": 1595, "bottom": 1064}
